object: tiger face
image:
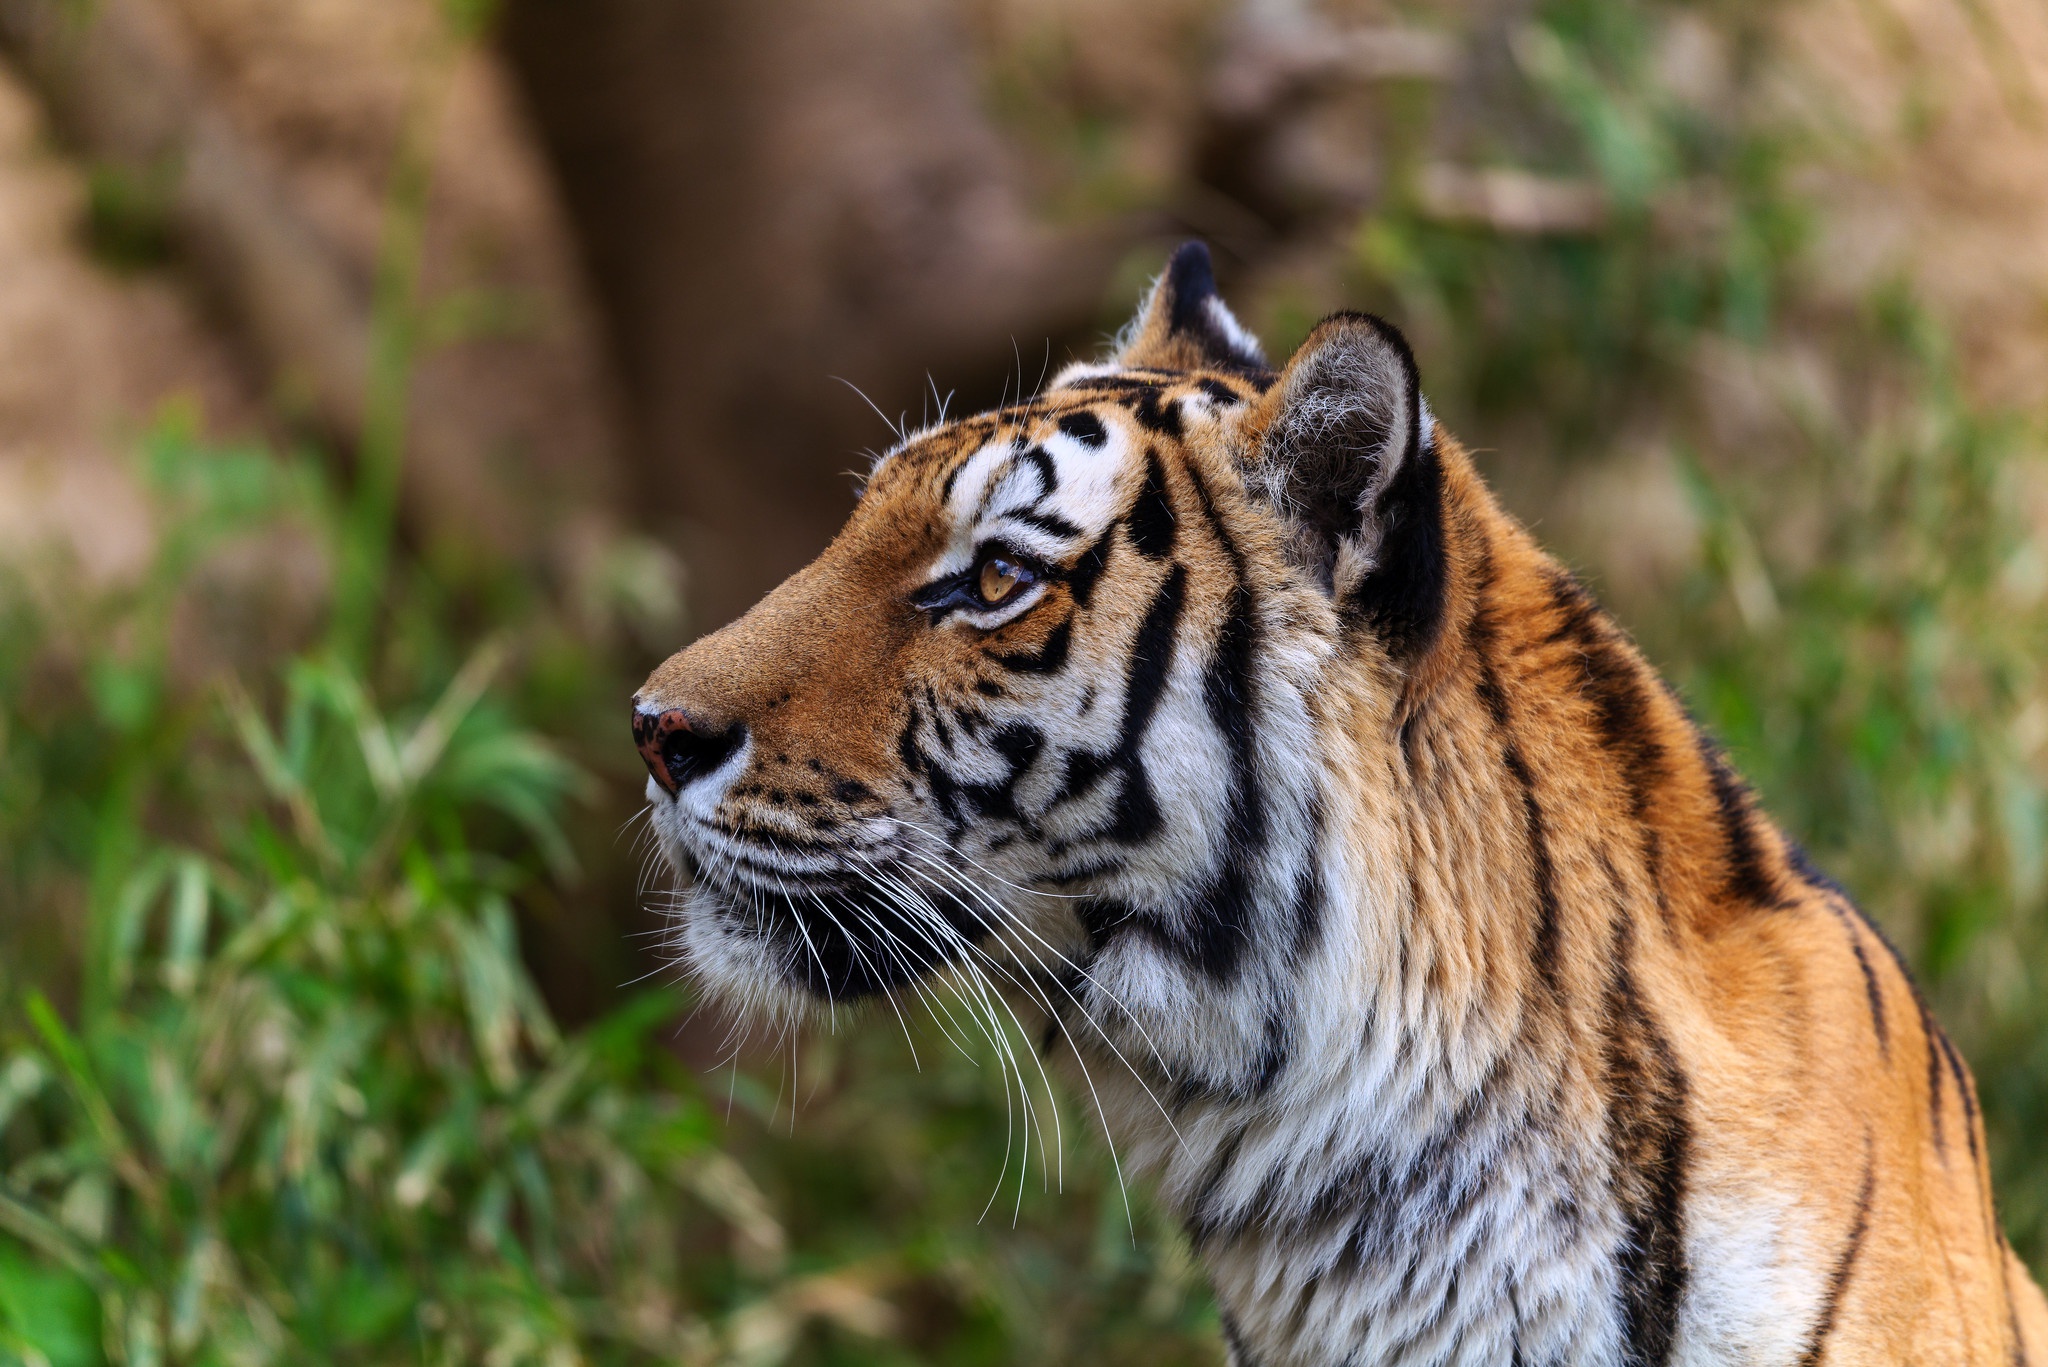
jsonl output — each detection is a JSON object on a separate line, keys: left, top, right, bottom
{"left": 634, "top": 244, "right": 1423, "bottom": 1090}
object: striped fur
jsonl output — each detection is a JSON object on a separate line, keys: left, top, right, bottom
{"left": 634, "top": 242, "right": 2048, "bottom": 1365}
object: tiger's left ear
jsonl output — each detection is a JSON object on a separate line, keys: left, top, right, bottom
{"left": 1114, "top": 242, "right": 1267, "bottom": 372}
{"left": 1240, "top": 311, "right": 1445, "bottom": 655}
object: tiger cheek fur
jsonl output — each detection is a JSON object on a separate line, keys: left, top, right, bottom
{"left": 635, "top": 242, "right": 2048, "bottom": 1366}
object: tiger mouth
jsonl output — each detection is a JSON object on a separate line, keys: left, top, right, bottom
{"left": 677, "top": 848, "right": 990, "bottom": 1000}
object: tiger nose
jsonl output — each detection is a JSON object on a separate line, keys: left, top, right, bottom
{"left": 631, "top": 704, "right": 747, "bottom": 796}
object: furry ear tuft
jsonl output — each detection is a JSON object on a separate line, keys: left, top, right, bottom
{"left": 1113, "top": 242, "right": 1267, "bottom": 372}
{"left": 1244, "top": 311, "right": 1446, "bottom": 655}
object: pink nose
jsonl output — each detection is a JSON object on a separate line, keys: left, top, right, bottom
{"left": 631, "top": 705, "right": 746, "bottom": 795}
{"left": 633, "top": 707, "right": 691, "bottom": 794}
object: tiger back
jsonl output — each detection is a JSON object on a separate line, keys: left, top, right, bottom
{"left": 633, "top": 243, "right": 2048, "bottom": 1365}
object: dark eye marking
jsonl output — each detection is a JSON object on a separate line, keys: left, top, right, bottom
{"left": 1197, "top": 378, "right": 1244, "bottom": 406}
{"left": 1058, "top": 411, "right": 1108, "bottom": 447}
{"left": 910, "top": 543, "right": 1046, "bottom": 622}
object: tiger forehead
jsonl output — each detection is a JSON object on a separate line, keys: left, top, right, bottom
{"left": 872, "top": 367, "right": 1269, "bottom": 504}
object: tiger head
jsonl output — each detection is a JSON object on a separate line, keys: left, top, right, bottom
{"left": 634, "top": 242, "right": 1445, "bottom": 1094}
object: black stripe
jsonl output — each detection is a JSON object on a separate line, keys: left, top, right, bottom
{"left": 1290, "top": 807, "right": 1327, "bottom": 959}
{"left": 1248, "top": 1004, "right": 1291, "bottom": 1094}
{"left": 1464, "top": 543, "right": 1505, "bottom": 716}
{"left": 1098, "top": 563, "right": 1187, "bottom": 845}
{"left": 954, "top": 723, "right": 1043, "bottom": 823}
{"left": 1039, "top": 966, "right": 1084, "bottom": 1058}
{"left": 1936, "top": 1027, "right": 1981, "bottom": 1170}
{"left": 1918, "top": 992, "right": 1950, "bottom": 1158}
{"left": 1007, "top": 508, "right": 1083, "bottom": 539}
{"left": 1795, "top": 1134, "right": 1876, "bottom": 1367}
{"left": 1128, "top": 449, "right": 1177, "bottom": 558}
{"left": 897, "top": 718, "right": 925, "bottom": 775}
{"left": 1068, "top": 374, "right": 1166, "bottom": 394}
{"left": 1184, "top": 459, "right": 1247, "bottom": 576}
{"left": 1462, "top": 550, "right": 1558, "bottom": 988}
{"left": 1046, "top": 747, "right": 1115, "bottom": 814}
{"left": 990, "top": 616, "right": 1072, "bottom": 674}
{"left": 1697, "top": 736, "right": 1785, "bottom": 910}
{"left": 1468, "top": 564, "right": 1563, "bottom": 994}
{"left": 1822, "top": 900, "right": 1890, "bottom": 1058}
{"left": 1502, "top": 740, "right": 1562, "bottom": 993}
{"left": 1601, "top": 914, "right": 1692, "bottom": 1367}
{"left": 1063, "top": 529, "right": 1113, "bottom": 608}
{"left": 1056, "top": 411, "right": 1107, "bottom": 448}
{"left": 1128, "top": 387, "right": 1186, "bottom": 438}
{"left": 1278, "top": 1266, "right": 1326, "bottom": 1349}
{"left": 939, "top": 453, "right": 970, "bottom": 504}
{"left": 1015, "top": 443, "right": 1059, "bottom": 494}
{"left": 923, "top": 748, "right": 962, "bottom": 827}
{"left": 1118, "top": 565, "right": 1188, "bottom": 749}
{"left": 1073, "top": 896, "right": 1132, "bottom": 952}
{"left": 1784, "top": 848, "right": 1883, "bottom": 1055}
{"left": 1397, "top": 690, "right": 1435, "bottom": 775}
{"left": 1189, "top": 1122, "right": 1253, "bottom": 1237}
{"left": 1829, "top": 895, "right": 1957, "bottom": 1152}
{"left": 1545, "top": 569, "right": 1670, "bottom": 905}
{"left": 1186, "top": 542, "right": 1265, "bottom": 981}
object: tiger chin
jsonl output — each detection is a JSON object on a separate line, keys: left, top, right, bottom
{"left": 633, "top": 242, "right": 2048, "bottom": 1366}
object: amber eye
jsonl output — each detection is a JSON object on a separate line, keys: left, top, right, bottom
{"left": 978, "top": 557, "right": 1026, "bottom": 605}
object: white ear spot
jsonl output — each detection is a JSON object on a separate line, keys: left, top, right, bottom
{"left": 1204, "top": 296, "right": 1265, "bottom": 367}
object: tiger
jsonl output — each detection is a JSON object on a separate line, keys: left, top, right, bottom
{"left": 632, "top": 241, "right": 2048, "bottom": 1365}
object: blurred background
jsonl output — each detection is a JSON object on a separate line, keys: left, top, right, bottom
{"left": 0, "top": 0, "right": 2044, "bottom": 1361}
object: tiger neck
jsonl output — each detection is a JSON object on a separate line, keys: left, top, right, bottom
{"left": 1128, "top": 447, "right": 1740, "bottom": 1362}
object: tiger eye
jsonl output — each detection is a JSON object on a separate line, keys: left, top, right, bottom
{"left": 978, "top": 559, "right": 1022, "bottom": 604}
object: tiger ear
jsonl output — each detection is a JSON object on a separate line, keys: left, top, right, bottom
{"left": 1242, "top": 312, "right": 1439, "bottom": 621}
{"left": 1113, "top": 242, "right": 1267, "bottom": 372}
